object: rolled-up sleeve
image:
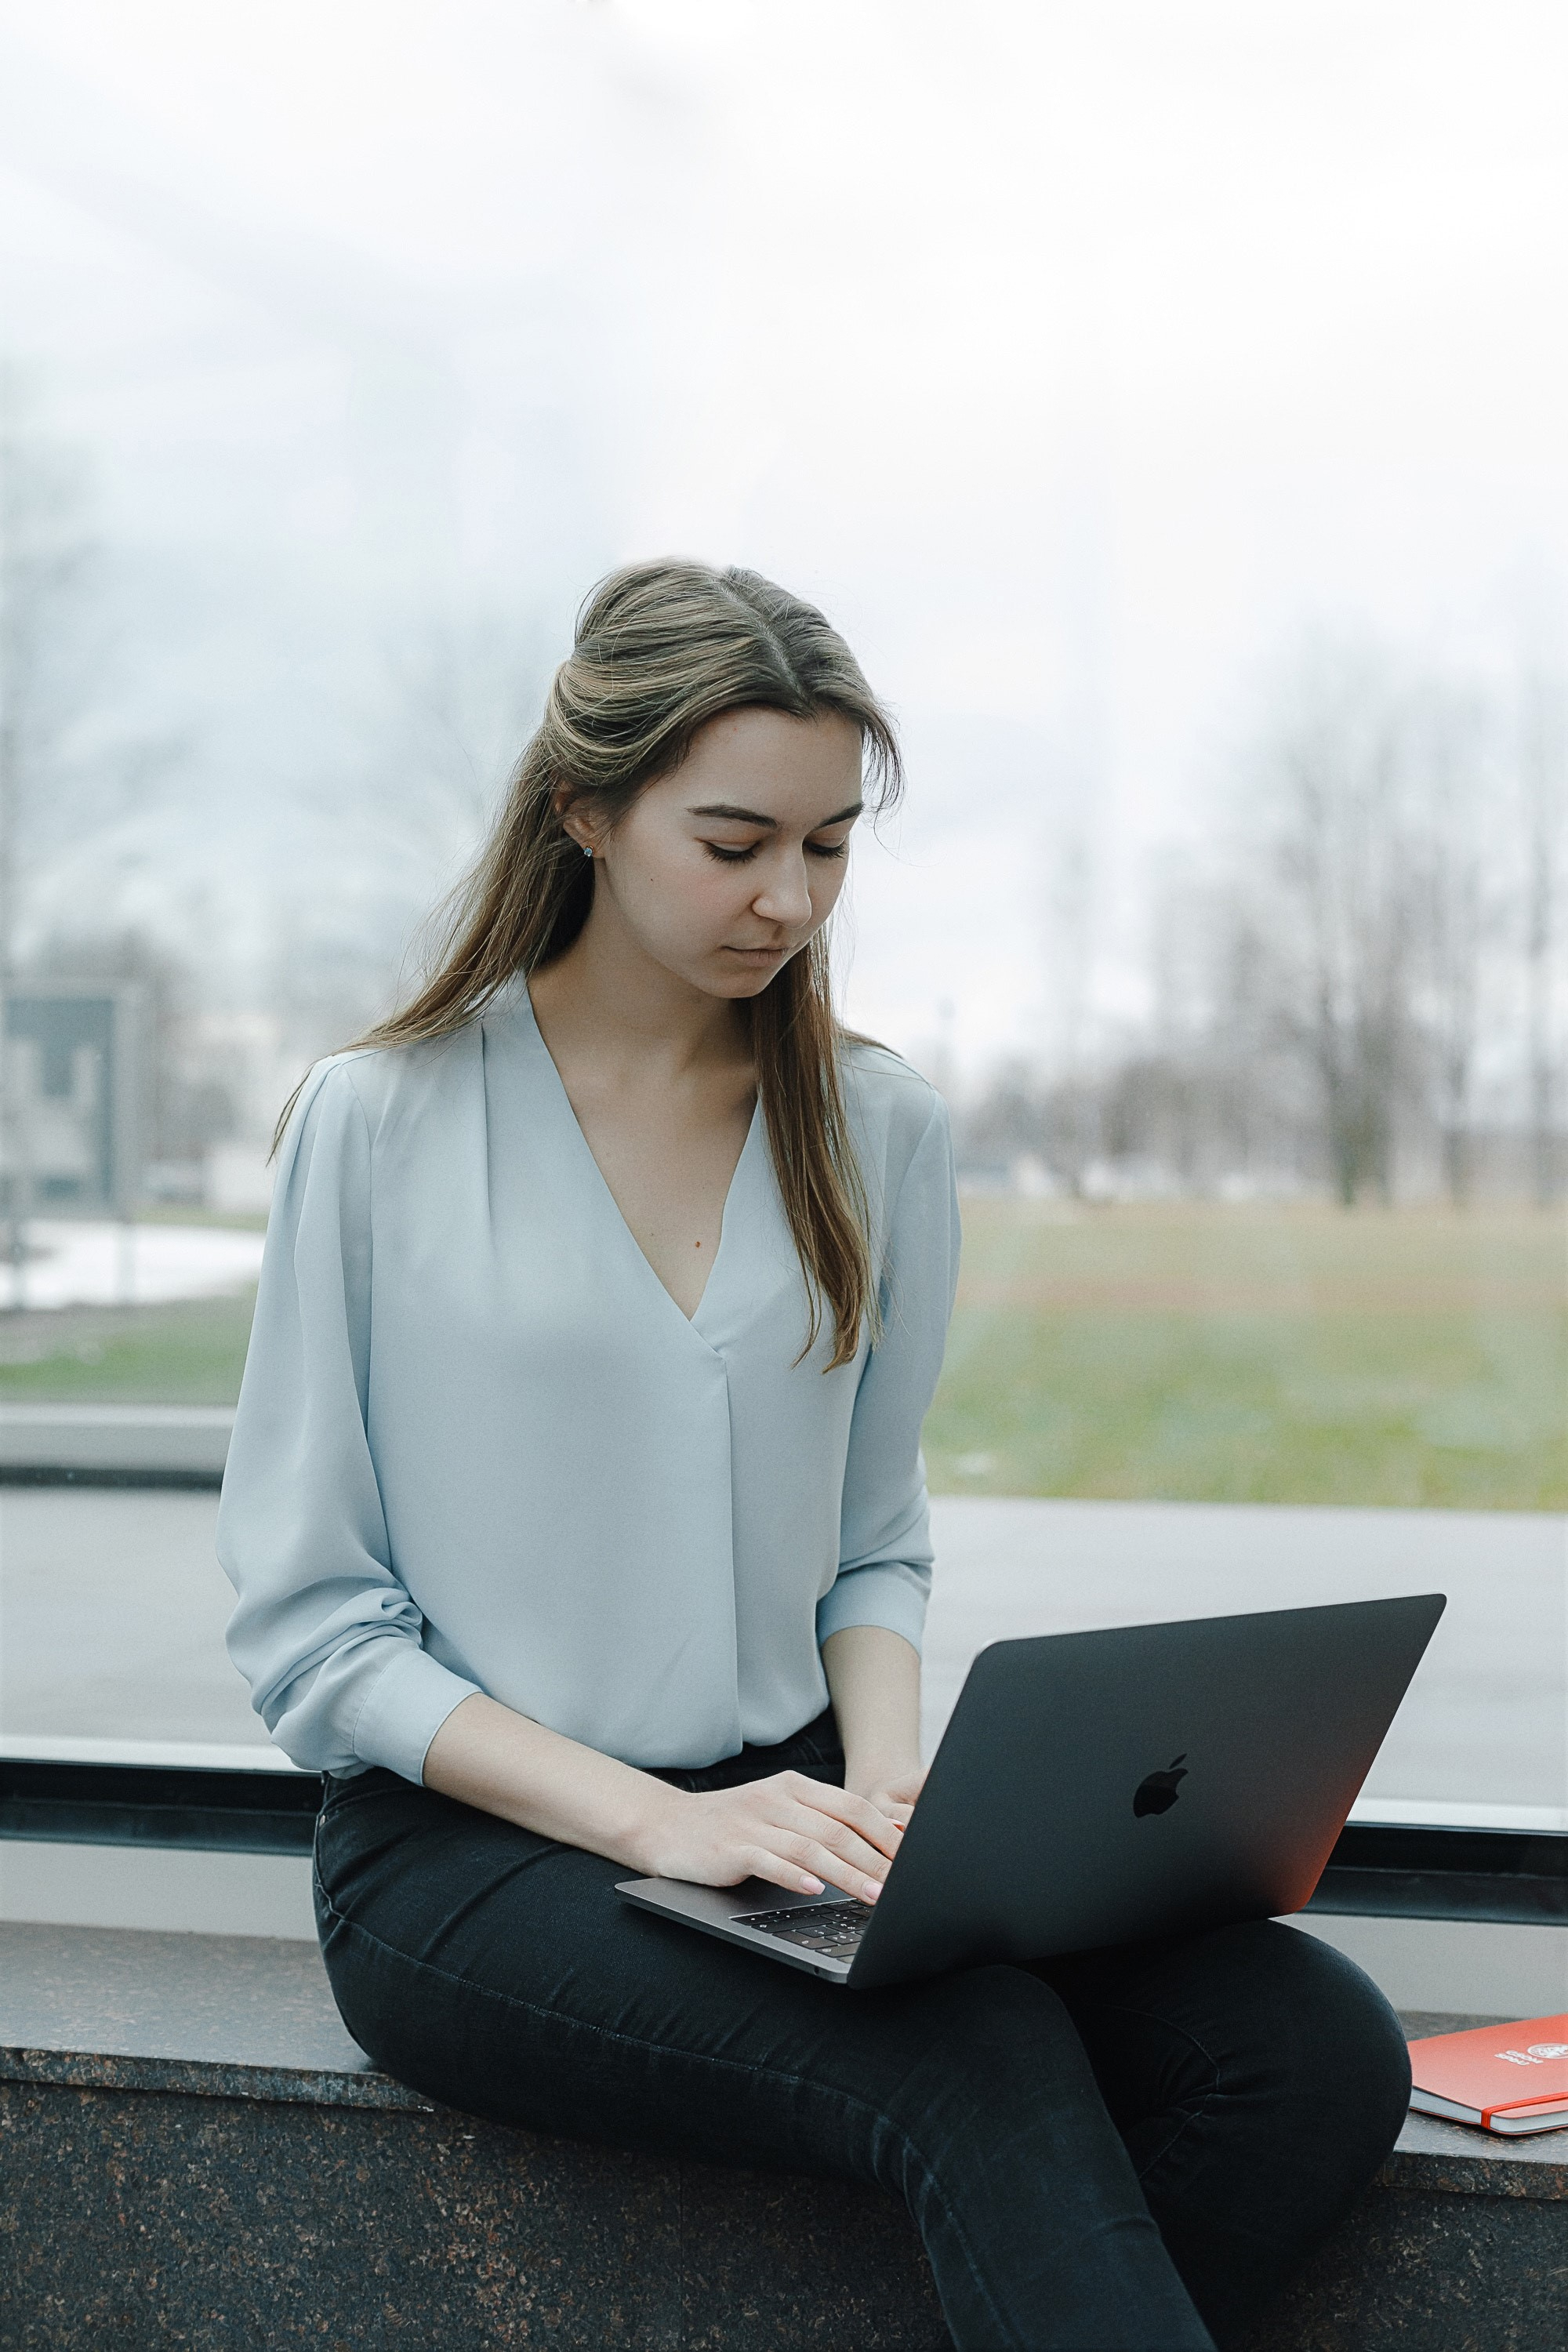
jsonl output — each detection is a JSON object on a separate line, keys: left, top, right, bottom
{"left": 816, "top": 1092, "right": 962, "bottom": 1657}
{"left": 216, "top": 1059, "right": 481, "bottom": 1781}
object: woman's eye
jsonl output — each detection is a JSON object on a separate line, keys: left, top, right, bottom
{"left": 702, "top": 837, "right": 851, "bottom": 866}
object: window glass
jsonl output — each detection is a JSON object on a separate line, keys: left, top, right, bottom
{"left": 0, "top": 5, "right": 1562, "bottom": 1833}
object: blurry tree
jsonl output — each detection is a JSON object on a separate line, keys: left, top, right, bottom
{"left": 1038, "top": 824, "right": 1098, "bottom": 1192}
{"left": 0, "top": 367, "right": 101, "bottom": 1269}
{"left": 1259, "top": 644, "right": 1421, "bottom": 1205}
{"left": 1406, "top": 679, "right": 1494, "bottom": 1205}
{"left": 1519, "top": 659, "right": 1566, "bottom": 1205}
{"left": 0, "top": 365, "right": 97, "bottom": 980}
{"left": 1100, "top": 1052, "right": 1203, "bottom": 1181}
{"left": 1142, "top": 866, "right": 1305, "bottom": 1185}
{"left": 0, "top": 370, "right": 194, "bottom": 1258}
{"left": 963, "top": 1056, "right": 1051, "bottom": 1170}
{"left": 1207, "top": 902, "right": 1308, "bottom": 1178}
{"left": 957, "top": 635, "right": 1562, "bottom": 1206}
{"left": 268, "top": 603, "right": 551, "bottom": 1066}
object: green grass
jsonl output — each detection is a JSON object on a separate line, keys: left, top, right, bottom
{"left": 0, "top": 1293, "right": 259, "bottom": 1406}
{"left": 924, "top": 1200, "right": 1567, "bottom": 1511}
{"left": 1, "top": 1203, "right": 1562, "bottom": 1508}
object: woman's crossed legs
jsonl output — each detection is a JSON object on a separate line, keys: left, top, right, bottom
{"left": 314, "top": 1761, "right": 1410, "bottom": 2352}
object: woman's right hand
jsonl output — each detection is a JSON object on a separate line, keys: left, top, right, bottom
{"left": 631, "top": 1769, "right": 905, "bottom": 1904}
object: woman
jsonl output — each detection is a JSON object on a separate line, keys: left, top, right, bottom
{"left": 218, "top": 561, "right": 1411, "bottom": 2352}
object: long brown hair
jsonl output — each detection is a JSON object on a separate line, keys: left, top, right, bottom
{"left": 275, "top": 561, "right": 903, "bottom": 1368}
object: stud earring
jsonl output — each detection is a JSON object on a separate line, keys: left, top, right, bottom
{"left": 582, "top": 844, "right": 593, "bottom": 859}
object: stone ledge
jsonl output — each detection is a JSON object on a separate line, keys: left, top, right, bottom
{"left": 0, "top": 2044, "right": 434, "bottom": 2111}
{"left": 2, "top": 1922, "right": 1565, "bottom": 2351}
{"left": 2, "top": 1922, "right": 1563, "bottom": 2194}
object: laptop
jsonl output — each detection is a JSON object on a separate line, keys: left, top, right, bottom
{"left": 617, "top": 1592, "right": 1446, "bottom": 1990}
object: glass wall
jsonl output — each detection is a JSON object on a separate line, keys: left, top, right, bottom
{"left": 0, "top": 4, "right": 1563, "bottom": 1838}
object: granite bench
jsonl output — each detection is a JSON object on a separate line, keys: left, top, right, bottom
{"left": 2, "top": 1921, "right": 1564, "bottom": 2350}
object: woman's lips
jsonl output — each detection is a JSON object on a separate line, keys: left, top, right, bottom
{"left": 724, "top": 943, "right": 790, "bottom": 960}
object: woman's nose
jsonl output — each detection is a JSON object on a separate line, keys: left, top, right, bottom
{"left": 752, "top": 855, "right": 814, "bottom": 927}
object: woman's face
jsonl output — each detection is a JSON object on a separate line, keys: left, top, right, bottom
{"left": 570, "top": 706, "right": 864, "bottom": 1000}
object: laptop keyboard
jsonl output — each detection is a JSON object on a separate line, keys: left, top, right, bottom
{"left": 735, "top": 1900, "right": 874, "bottom": 1958}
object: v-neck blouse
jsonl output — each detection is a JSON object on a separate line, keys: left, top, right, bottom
{"left": 216, "top": 981, "right": 961, "bottom": 1784}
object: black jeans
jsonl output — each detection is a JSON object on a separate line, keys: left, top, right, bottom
{"left": 313, "top": 1708, "right": 1411, "bottom": 2352}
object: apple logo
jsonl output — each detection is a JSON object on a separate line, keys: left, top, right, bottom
{"left": 1134, "top": 1755, "right": 1189, "bottom": 1818}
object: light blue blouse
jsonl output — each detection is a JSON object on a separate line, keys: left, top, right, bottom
{"left": 216, "top": 978, "right": 961, "bottom": 1785}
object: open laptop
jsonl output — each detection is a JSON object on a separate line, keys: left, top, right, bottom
{"left": 617, "top": 1592, "right": 1446, "bottom": 1990}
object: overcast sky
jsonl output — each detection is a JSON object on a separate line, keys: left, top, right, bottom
{"left": 0, "top": 0, "right": 1563, "bottom": 1068}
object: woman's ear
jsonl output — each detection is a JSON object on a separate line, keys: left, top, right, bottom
{"left": 553, "top": 786, "right": 597, "bottom": 857}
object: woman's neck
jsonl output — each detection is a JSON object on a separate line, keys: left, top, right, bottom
{"left": 528, "top": 913, "right": 750, "bottom": 1092}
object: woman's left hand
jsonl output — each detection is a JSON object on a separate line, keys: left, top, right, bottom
{"left": 846, "top": 1760, "right": 927, "bottom": 1831}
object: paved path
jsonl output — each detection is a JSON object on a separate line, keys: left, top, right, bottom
{"left": 1, "top": 1491, "right": 1563, "bottom": 1824}
{"left": 923, "top": 1499, "right": 1566, "bottom": 1827}
{"left": 0, "top": 1491, "right": 256, "bottom": 1753}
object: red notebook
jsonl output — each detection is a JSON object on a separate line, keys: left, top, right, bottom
{"left": 1407, "top": 2014, "right": 1568, "bottom": 2136}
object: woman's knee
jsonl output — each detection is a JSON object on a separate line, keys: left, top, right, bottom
{"left": 1208, "top": 1919, "right": 1412, "bottom": 2152}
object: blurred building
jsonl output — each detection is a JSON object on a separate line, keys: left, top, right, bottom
{"left": 0, "top": 985, "right": 143, "bottom": 1218}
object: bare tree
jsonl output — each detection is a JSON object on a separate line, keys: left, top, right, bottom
{"left": 267, "top": 603, "right": 551, "bottom": 1065}
{"left": 1257, "top": 644, "right": 1425, "bottom": 1203}
{"left": 1038, "top": 824, "right": 1098, "bottom": 1192}
{"left": 0, "top": 366, "right": 100, "bottom": 1287}
{"left": 961, "top": 638, "right": 1557, "bottom": 1207}
{"left": 1407, "top": 678, "right": 1494, "bottom": 1205}
{"left": 0, "top": 371, "right": 193, "bottom": 1287}
{"left": 0, "top": 365, "right": 98, "bottom": 982}
{"left": 1519, "top": 660, "right": 1566, "bottom": 1205}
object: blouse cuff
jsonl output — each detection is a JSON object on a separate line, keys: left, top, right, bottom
{"left": 349, "top": 1641, "right": 485, "bottom": 1787}
{"left": 815, "top": 1563, "right": 928, "bottom": 1658}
